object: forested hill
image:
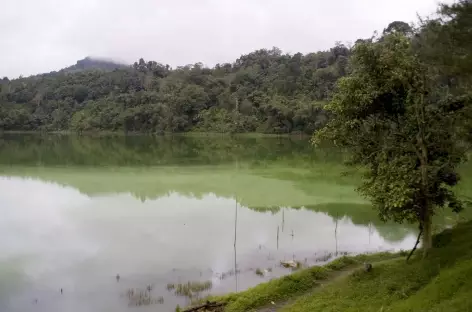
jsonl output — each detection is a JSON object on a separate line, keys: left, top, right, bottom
{"left": 0, "top": 45, "right": 350, "bottom": 134}
{"left": 63, "top": 57, "right": 128, "bottom": 72}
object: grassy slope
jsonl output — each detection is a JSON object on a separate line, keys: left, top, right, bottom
{"left": 198, "top": 252, "right": 404, "bottom": 312}
{"left": 201, "top": 221, "right": 472, "bottom": 312}
{"left": 284, "top": 222, "right": 472, "bottom": 312}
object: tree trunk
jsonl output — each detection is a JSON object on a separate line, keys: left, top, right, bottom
{"left": 415, "top": 83, "right": 432, "bottom": 258}
{"left": 422, "top": 206, "right": 432, "bottom": 257}
{"left": 419, "top": 152, "right": 432, "bottom": 257}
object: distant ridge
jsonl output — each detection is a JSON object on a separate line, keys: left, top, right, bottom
{"left": 63, "top": 56, "right": 128, "bottom": 72}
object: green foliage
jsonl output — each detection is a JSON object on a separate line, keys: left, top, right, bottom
{"left": 383, "top": 21, "right": 414, "bottom": 36}
{"left": 324, "top": 256, "right": 357, "bottom": 270}
{"left": 315, "top": 13, "right": 470, "bottom": 253}
{"left": 0, "top": 46, "right": 348, "bottom": 134}
{"left": 430, "top": 1, "right": 472, "bottom": 86}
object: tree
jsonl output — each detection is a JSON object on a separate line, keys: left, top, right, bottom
{"left": 314, "top": 32, "right": 467, "bottom": 257}
{"left": 416, "top": 0, "right": 472, "bottom": 145}
{"left": 73, "top": 85, "right": 89, "bottom": 102}
{"left": 383, "top": 21, "right": 413, "bottom": 36}
{"left": 425, "top": 1, "right": 472, "bottom": 87}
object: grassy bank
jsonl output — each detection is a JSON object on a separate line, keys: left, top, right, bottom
{"left": 194, "top": 252, "right": 403, "bottom": 312}
{"left": 189, "top": 221, "right": 472, "bottom": 312}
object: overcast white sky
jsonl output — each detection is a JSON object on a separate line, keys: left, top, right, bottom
{"left": 1, "top": 0, "right": 448, "bottom": 78}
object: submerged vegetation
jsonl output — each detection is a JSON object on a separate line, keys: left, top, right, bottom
{"left": 255, "top": 268, "right": 264, "bottom": 277}
{"left": 125, "top": 287, "right": 164, "bottom": 307}
{"left": 168, "top": 281, "right": 213, "bottom": 299}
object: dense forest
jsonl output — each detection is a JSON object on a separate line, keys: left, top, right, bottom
{"left": 0, "top": 44, "right": 351, "bottom": 133}
{"left": 1, "top": 1, "right": 471, "bottom": 135}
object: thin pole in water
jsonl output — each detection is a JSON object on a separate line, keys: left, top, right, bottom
{"left": 335, "top": 213, "right": 338, "bottom": 256}
{"left": 282, "top": 208, "right": 285, "bottom": 232}
{"left": 277, "top": 226, "right": 279, "bottom": 250}
{"left": 234, "top": 196, "right": 238, "bottom": 292}
{"left": 234, "top": 196, "right": 238, "bottom": 248}
{"left": 368, "top": 222, "right": 372, "bottom": 245}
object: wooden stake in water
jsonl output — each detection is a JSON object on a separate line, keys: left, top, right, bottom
{"left": 282, "top": 208, "right": 285, "bottom": 232}
{"left": 368, "top": 222, "right": 372, "bottom": 245}
{"left": 234, "top": 197, "right": 238, "bottom": 248}
{"left": 234, "top": 196, "right": 238, "bottom": 291}
{"left": 335, "top": 213, "right": 339, "bottom": 256}
{"left": 277, "top": 226, "right": 279, "bottom": 250}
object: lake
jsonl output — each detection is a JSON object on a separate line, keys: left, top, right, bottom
{"left": 0, "top": 133, "right": 467, "bottom": 312}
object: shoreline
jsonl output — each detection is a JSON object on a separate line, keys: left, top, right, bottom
{"left": 0, "top": 130, "right": 312, "bottom": 138}
{"left": 183, "top": 221, "right": 472, "bottom": 312}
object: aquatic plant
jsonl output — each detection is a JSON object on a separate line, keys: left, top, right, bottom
{"left": 125, "top": 287, "right": 164, "bottom": 306}
{"left": 255, "top": 268, "right": 264, "bottom": 276}
{"left": 315, "top": 252, "right": 334, "bottom": 262}
{"left": 172, "top": 280, "right": 213, "bottom": 298}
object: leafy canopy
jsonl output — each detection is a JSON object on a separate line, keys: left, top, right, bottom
{"left": 314, "top": 31, "right": 467, "bottom": 230}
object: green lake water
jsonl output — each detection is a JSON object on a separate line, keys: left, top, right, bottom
{"left": 0, "top": 133, "right": 469, "bottom": 312}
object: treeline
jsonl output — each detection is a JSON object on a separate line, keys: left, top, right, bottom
{"left": 0, "top": 45, "right": 350, "bottom": 134}
{"left": 2, "top": 1, "right": 470, "bottom": 135}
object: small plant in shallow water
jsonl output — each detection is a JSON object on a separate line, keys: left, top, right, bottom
{"left": 173, "top": 280, "right": 213, "bottom": 298}
{"left": 290, "top": 261, "right": 303, "bottom": 271}
{"left": 315, "top": 252, "right": 334, "bottom": 262}
{"left": 255, "top": 268, "right": 264, "bottom": 276}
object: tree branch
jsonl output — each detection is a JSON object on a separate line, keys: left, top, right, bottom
{"left": 407, "top": 225, "right": 423, "bottom": 262}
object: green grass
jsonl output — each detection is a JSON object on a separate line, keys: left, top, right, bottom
{"left": 210, "top": 266, "right": 329, "bottom": 312}
{"left": 281, "top": 221, "right": 472, "bottom": 312}
{"left": 196, "top": 252, "right": 400, "bottom": 312}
